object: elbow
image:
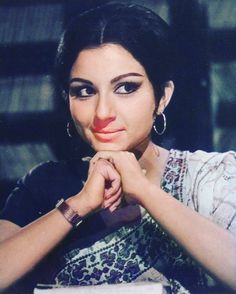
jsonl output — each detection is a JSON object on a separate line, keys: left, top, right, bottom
{"left": 0, "top": 284, "right": 10, "bottom": 293}
{"left": 0, "top": 274, "right": 18, "bottom": 293}
{"left": 216, "top": 247, "right": 236, "bottom": 292}
{"left": 225, "top": 275, "right": 236, "bottom": 292}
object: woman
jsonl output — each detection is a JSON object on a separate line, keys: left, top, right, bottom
{"left": 0, "top": 3, "right": 235, "bottom": 294}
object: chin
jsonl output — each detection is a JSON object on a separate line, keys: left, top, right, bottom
{"left": 92, "top": 141, "right": 129, "bottom": 152}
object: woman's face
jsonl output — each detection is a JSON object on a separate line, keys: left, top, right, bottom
{"left": 69, "top": 43, "right": 156, "bottom": 152}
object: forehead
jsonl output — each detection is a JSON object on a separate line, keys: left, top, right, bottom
{"left": 70, "top": 43, "right": 147, "bottom": 78}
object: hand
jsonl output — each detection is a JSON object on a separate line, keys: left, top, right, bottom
{"left": 90, "top": 151, "right": 149, "bottom": 203}
{"left": 76, "top": 158, "right": 122, "bottom": 215}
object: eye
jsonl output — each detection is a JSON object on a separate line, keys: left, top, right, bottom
{"left": 114, "top": 82, "right": 141, "bottom": 94}
{"left": 69, "top": 85, "right": 95, "bottom": 99}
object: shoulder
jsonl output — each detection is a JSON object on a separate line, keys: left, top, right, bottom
{"left": 187, "top": 149, "right": 236, "bottom": 172}
{"left": 185, "top": 150, "right": 236, "bottom": 190}
{"left": 23, "top": 160, "right": 74, "bottom": 181}
{"left": 0, "top": 159, "right": 88, "bottom": 226}
{"left": 164, "top": 149, "right": 236, "bottom": 185}
{"left": 182, "top": 149, "right": 236, "bottom": 192}
{"left": 183, "top": 150, "right": 236, "bottom": 233}
{"left": 18, "top": 159, "right": 88, "bottom": 208}
{"left": 166, "top": 149, "right": 236, "bottom": 206}
{"left": 21, "top": 159, "right": 87, "bottom": 193}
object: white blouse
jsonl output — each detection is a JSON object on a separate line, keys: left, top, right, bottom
{"left": 166, "top": 149, "right": 236, "bottom": 235}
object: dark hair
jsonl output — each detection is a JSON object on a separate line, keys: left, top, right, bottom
{"left": 54, "top": 2, "right": 174, "bottom": 104}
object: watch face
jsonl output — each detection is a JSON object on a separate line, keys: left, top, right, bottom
{"left": 56, "top": 199, "right": 82, "bottom": 227}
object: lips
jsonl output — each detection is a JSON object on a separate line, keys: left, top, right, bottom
{"left": 94, "top": 128, "right": 124, "bottom": 134}
{"left": 93, "top": 128, "right": 125, "bottom": 142}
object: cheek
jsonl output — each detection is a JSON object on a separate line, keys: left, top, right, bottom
{"left": 69, "top": 101, "right": 92, "bottom": 127}
{"left": 69, "top": 102, "right": 94, "bottom": 143}
{"left": 130, "top": 98, "right": 155, "bottom": 124}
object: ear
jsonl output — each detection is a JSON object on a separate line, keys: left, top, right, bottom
{"left": 157, "top": 81, "right": 174, "bottom": 114}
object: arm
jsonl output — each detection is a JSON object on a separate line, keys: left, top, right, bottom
{"left": 92, "top": 151, "right": 236, "bottom": 291}
{"left": 0, "top": 205, "right": 80, "bottom": 290}
{"left": 140, "top": 183, "right": 236, "bottom": 290}
{"left": 0, "top": 159, "right": 121, "bottom": 290}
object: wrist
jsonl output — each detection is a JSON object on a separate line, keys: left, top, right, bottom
{"left": 138, "top": 182, "right": 160, "bottom": 207}
{"left": 67, "top": 192, "right": 94, "bottom": 218}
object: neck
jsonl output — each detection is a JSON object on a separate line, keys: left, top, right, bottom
{"left": 132, "top": 139, "right": 169, "bottom": 186}
{"left": 132, "top": 139, "right": 158, "bottom": 171}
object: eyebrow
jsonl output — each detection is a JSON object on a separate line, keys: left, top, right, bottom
{"left": 69, "top": 72, "right": 143, "bottom": 86}
{"left": 69, "top": 77, "right": 93, "bottom": 85}
{"left": 110, "top": 72, "right": 144, "bottom": 84}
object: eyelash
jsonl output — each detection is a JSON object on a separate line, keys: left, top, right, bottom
{"left": 69, "top": 81, "right": 141, "bottom": 99}
{"left": 114, "top": 82, "right": 141, "bottom": 94}
{"left": 69, "top": 86, "right": 95, "bottom": 99}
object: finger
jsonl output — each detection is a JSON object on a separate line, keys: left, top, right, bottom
{"left": 88, "top": 158, "right": 98, "bottom": 175}
{"left": 104, "top": 175, "right": 121, "bottom": 198}
{"left": 90, "top": 158, "right": 112, "bottom": 177}
{"left": 103, "top": 190, "right": 122, "bottom": 209}
{"left": 107, "top": 197, "right": 122, "bottom": 212}
{"left": 89, "top": 159, "right": 121, "bottom": 199}
{"left": 88, "top": 156, "right": 111, "bottom": 175}
{"left": 100, "top": 162, "right": 121, "bottom": 197}
{"left": 104, "top": 187, "right": 120, "bottom": 199}
{"left": 104, "top": 187, "right": 122, "bottom": 204}
{"left": 91, "top": 152, "right": 117, "bottom": 166}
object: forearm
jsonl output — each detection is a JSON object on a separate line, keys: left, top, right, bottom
{"left": 140, "top": 184, "right": 236, "bottom": 290}
{"left": 0, "top": 195, "right": 89, "bottom": 290}
{"left": 0, "top": 158, "right": 120, "bottom": 290}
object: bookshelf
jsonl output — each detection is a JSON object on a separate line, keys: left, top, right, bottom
{"left": 0, "top": 3, "right": 63, "bottom": 44}
{"left": 0, "top": 75, "right": 54, "bottom": 113}
{"left": 0, "top": 1, "right": 66, "bottom": 209}
{"left": 0, "top": 143, "right": 56, "bottom": 181}
{"left": 205, "top": 0, "right": 236, "bottom": 151}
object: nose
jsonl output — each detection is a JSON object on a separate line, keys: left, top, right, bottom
{"left": 94, "top": 95, "right": 116, "bottom": 128}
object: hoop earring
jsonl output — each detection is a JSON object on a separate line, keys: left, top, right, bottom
{"left": 66, "top": 121, "right": 72, "bottom": 138}
{"left": 153, "top": 112, "right": 166, "bottom": 135}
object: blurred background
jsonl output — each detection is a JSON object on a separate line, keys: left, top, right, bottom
{"left": 1, "top": 0, "right": 236, "bottom": 209}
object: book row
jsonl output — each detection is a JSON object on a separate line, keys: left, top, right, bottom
{"left": 0, "top": 143, "right": 56, "bottom": 180}
{"left": 0, "top": 3, "right": 63, "bottom": 44}
{"left": 0, "top": 75, "right": 54, "bottom": 113}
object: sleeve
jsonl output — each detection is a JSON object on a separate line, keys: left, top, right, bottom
{"left": 0, "top": 178, "right": 40, "bottom": 227}
{"left": 185, "top": 150, "right": 236, "bottom": 236}
{"left": 210, "top": 152, "right": 236, "bottom": 235}
{"left": 0, "top": 161, "right": 58, "bottom": 227}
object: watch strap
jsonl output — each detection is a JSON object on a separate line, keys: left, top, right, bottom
{"left": 56, "top": 199, "right": 83, "bottom": 228}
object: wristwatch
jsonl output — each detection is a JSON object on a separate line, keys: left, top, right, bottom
{"left": 56, "top": 198, "right": 83, "bottom": 228}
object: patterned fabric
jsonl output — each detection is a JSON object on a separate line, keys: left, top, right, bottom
{"left": 164, "top": 150, "right": 236, "bottom": 234}
{"left": 54, "top": 212, "right": 193, "bottom": 293}
{"left": 49, "top": 149, "right": 236, "bottom": 293}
